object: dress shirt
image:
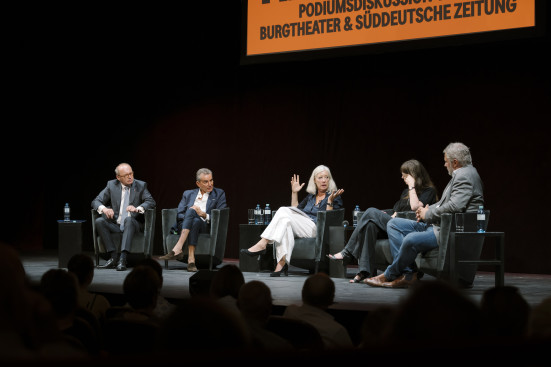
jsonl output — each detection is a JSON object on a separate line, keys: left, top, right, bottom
{"left": 97, "top": 184, "right": 144, "bottom": 219}
{"left": 195, "top": 190, "right": 209, "bottom": 222}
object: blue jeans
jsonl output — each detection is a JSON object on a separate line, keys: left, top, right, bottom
{"left": 384, "top": 217, "right": 438, "bottom": 281}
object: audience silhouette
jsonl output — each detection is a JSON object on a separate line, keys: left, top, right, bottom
{"left": 210, "top": 264, "right": 245, "bottom": 317}
{"left": 137, "top": 257, "right": 177, "bottom": 320}
{"left": 67, "top": 253, "right": 111, "bottom": 322}
{"left": 480, "top": 285, "right": 531, "bottom": 339}
{"left": 4, "top": 244, "right": 550, "bottom": 364}
{"left": 237, "top": 280, "right": 294, "bottom": 351}
{"left": 1, "top": 242, "right": 87, "bottom": 359}
{"left": 39, "top": 268, "right": 101, "bottom": 356}
{"left": 283, "top": 272, "right": 354, "bottom": 349}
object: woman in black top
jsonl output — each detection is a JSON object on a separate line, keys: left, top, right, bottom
{"left": 327, "top": 159, "right": 438, "bottom": 283}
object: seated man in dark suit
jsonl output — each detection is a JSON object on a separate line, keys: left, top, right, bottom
{"left": 159, "top": 168, "right": 227, "bottom": 272}
{"left": 92, "top": 162, "right": 156, "bottom": 271}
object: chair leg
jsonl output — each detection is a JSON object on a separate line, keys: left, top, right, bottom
{"left": 164, "top": 260, "right": 168, "bottom": 269}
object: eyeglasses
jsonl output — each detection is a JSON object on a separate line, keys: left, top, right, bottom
{"left": 118, "top": 172, "right": 134, "bottom": 179}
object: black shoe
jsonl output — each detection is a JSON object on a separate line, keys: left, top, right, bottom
{"left": 116, "top": 259, "right": 127, "bottom": 271}
{"left": 97, "top": 258, "right": 117, "bottom": 269}
{"left": 350, "top": 271, "right": 370, "bottom": 283}
{"left": 327, "top": 251, "right": 354, "bottom": 265}
{"left": 240, "top": 248, "right": 267, "bottom": 257}
{"left": 270, "top": 263, "right": 288, "bottom": 277}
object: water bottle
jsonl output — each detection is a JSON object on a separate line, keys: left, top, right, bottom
{"left": 254, "top": 204, "right": 264, "bottom": 225}
{"left": 353, "top": 205, "right": 360, "bottom": 227}
{"left": 64, "top": 203, "right": 71, "bottom": 222}
{"left": 477, "top": 205, "right": 485, "bottom": 233}
{"left": 264, "top": 204, "right": 272, "bottom": 225}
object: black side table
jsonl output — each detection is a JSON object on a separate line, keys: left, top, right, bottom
{"left": 57, "top": 220, "right": 86, "bottom": 268}
{"left": 239, "top": 224, "right": 275, "bottom": 272}
{"left": 450, "top": 231, "right": 505, "bottom": 287}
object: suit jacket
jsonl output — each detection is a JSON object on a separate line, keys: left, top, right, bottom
{"left": 91, "top": 179, "right": 156, "bottom": 224}
{"left": 424, "top": 164, "right": 484, "bottom": 245}
{"left": 176, "top": 187, "right": 227, "bottom": 224}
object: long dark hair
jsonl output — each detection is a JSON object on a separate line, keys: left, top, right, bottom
{"left": 400, "top": 159, "right": 438, "bottom": 200}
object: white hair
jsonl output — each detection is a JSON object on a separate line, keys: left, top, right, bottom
{"left": 306, "top": 165, "right": 338, "bottom": 195}
{"left": 196, "top": 168, "right": 212, "bottom": 181}
{"left": 443, "top": 142, "right": 472, "bottom": 166}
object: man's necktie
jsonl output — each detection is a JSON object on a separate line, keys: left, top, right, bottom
{"left": 120, "top": 186, "right": 130, "bottom": 231}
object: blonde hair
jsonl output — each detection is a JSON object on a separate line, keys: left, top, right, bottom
{"left": 306, "top": 165, "right": 338, "bottom": 195}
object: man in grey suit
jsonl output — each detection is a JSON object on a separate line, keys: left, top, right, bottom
{"left": 365, "top": 142, "right": 484, "bottom": 288}
{"left": 92, "top": 162, "right": 156, "bottom": 271}
{"left": 158, "top": 168, "right": 227, "bottom": 272}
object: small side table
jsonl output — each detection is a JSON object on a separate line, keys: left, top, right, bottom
{"left": 239, "top": 224, "right": 274, "bottom": 272}
{"left": 450, "top": 231, "right": 505, "bottom": 287}
{"left": 57, "top": 220, "right": 86, "bottom": 268}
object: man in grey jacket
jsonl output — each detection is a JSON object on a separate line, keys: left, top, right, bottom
{"left": 92, "top": 162, "right": 156, "bottom": 271}
{"left": 365, "top": 142, "right": 484, "bottom": 288}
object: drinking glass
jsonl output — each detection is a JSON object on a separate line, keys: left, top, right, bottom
{"left": 455, "top": 213, "right": 465, "bottom": 232}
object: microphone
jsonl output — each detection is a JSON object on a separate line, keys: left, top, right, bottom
{"left": 342, "top": 220, "right": 349, "bottom": 228}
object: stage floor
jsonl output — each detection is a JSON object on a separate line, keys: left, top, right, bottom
{"left": 20, "top": 250, "right": 551, "bottom": 312}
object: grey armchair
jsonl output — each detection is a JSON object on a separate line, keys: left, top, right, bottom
{"left": 91, "top": 208, "right": 156, "bottom": 267}
{"left": 161, "top": 207, "right": 230, "bottom": 270}
{"left": 419, "top": 210, "right": 491, "bottom": 286}
{"left": 288, "top": 208, "right": 345, "bottom": 274}
{"left": 333, "top": 210, "right": 492, "bottom": 287}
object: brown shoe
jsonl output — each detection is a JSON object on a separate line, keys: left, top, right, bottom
{"left": 158, "top": 251, "right": 175, "bottom": 260}
{"left": 187, "top": 262, "right": 198, "bottom": 272}
{"left": 363, "top": 273, "right": 388, "bottom": 287}
{"left": 158, "top": 251, "right": 183, "bottom": 261}
{"left": 382, "top": 273, "right": 418, "bottom": 288}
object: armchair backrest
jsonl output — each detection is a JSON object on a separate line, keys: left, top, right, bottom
{"left": 314, "top": 208, "right": 345, "bottom": 261}
{"left": 208, "top": 207, "right": 230, "bottom": 261}
{"left": 142, "top": 209, "right": 156, "bottom": 257}
{"left": 161, "top": 208, "right": 178, "bottom": 253}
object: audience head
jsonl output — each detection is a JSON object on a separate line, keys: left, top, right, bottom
{"left": 387, "top": 280, "right": 482, "bottom": 344}
{"left": 123, "top": 265, "right": 161, "bottom": 312}
{"left": 306, "top": 165, "right": 338, "bottom": 195}
{"left": 480, "top": 286, "right": 531, "bottom": 338}
{"left": 39, "top": 269, "right": 79, "bottom": 319}
{"left": 359, "top": 305, "right": 397, "bottom": 347}
{"left": 237, "top": 280, "right": 273, "bottom": 325}
{"left": 67, "top": 253, "right": 95, "bottom": 287}
{"left": 301, "top": 272, "right": 335, "bottom": 310}
{"left": 528, "top": 296, "right": 551, "bottom": 341}
{"left": 157, "top": 296, "right": 250, "bottom": 351}
{"left": 210, "top": 264, "right": 245, "bottom": 300}
{"left": 138, "top": 257, "right": 164, "bottom": 288}
{"left": 1, "top": 242, "right": 32, "bottom": 333}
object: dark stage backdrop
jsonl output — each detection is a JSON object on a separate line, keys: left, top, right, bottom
{"left": 4, "top": 3, "right": 550, "bottom": 274}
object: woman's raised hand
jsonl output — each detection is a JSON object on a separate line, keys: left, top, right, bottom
{"left": 291, "top": 174, "right": 305, "bottom": 193}
{"left": 328, "top": 188, "right": 344, "bottom": 202}
{"left": 404, "top": 174, "right": 415, "bottom": 188}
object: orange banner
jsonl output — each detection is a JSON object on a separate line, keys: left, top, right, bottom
{"left": 246, "top": 0, "right": 536, "bottom": 56}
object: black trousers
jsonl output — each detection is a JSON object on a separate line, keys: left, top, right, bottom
{"left": 343, "top": 207, "right": 392, "bottom": 275}
{"left": 95, "top": 216, "right": 144, "bottom": 254}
